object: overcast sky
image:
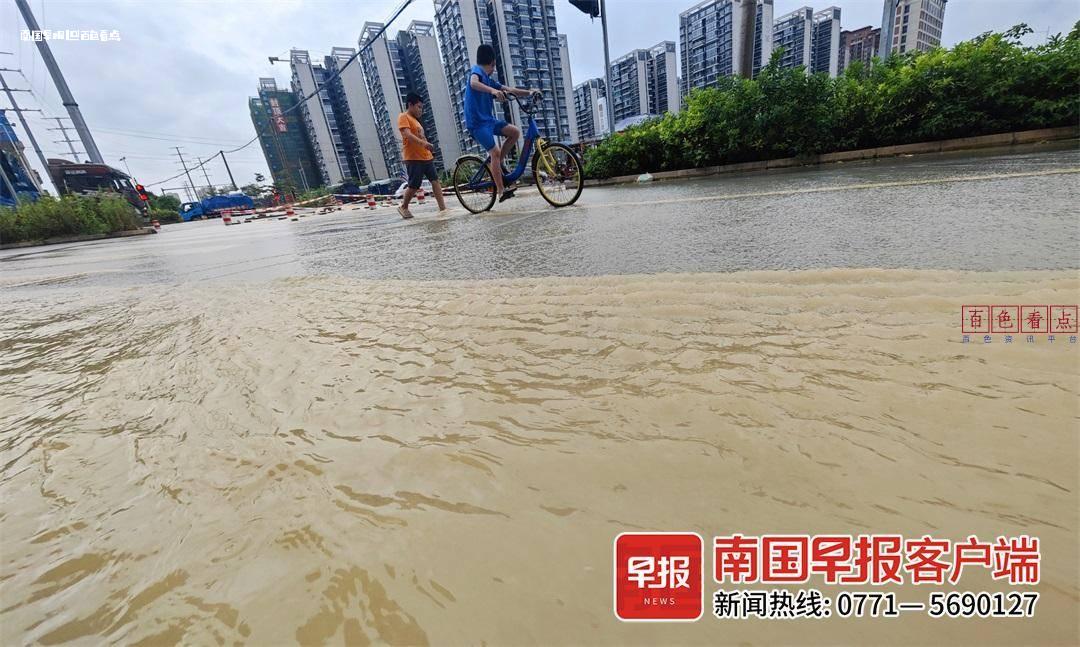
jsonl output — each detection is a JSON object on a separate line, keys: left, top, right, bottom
{"left": 2, "top": 0, "right": 1076, "bottom": 194}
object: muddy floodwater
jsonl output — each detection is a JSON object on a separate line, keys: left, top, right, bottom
{"left": 1, "top": 150, "right": 1078, "bottom": 645}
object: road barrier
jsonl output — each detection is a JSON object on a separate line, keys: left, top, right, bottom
{"left": 222, "top": 210, "right": 233, "bottom": 226}
{"left": 151, "top": 220, "right": 161, "bottom": 231}
{"left": 418, "top": 188, "right": 426, "bottom": 205}
{"left": 367, "top": 194, "right": 376, "bottom": 209}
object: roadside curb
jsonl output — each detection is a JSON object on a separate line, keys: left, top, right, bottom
{"left": 584, "top": 126, "right": 1080, "bottom": 187}
{"left": 0, "top": 227, "right": 156, "bottom": 251}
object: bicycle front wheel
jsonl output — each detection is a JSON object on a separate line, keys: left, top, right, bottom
{"left": 532, "top": 142, "right": 584, "bottom": 208}
{"left": 453, "top": 155, "right": 496, "bottom": 214}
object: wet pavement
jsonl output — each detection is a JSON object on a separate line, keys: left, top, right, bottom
{"left": 2, "top": 147, "right": 1078, "bottom": 290}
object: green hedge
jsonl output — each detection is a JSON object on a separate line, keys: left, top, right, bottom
{"left": 0, "top": 194, "right": 143, "bottom": 244}
{"left": 584, "top": 24, "right": 1080, "bottom": 179}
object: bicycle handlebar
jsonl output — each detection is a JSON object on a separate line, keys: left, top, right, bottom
{"left": 505, "top": 91, "right": 543, "bottom": 115}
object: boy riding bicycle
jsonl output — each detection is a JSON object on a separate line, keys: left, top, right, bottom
{"left": 464, "top": 44, "right": 539, "bottom": 203}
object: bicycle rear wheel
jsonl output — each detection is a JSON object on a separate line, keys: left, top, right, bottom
{"left": 453, "top": 155, "right": 497, "bottom": 214}
{"left": 532, "top": 142, "right": 584, "bottom": 208}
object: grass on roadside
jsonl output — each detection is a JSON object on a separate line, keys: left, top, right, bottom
{"left": 0, "top": 194, "right": 143, "bottom": 244}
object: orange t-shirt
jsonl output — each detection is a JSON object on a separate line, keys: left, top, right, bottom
{"left": 397, "top": 112, "right": 433, "bottom": 162}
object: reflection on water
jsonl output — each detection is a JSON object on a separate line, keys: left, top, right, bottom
{"left": 1, "top": 270, "right": 1077, "bottom": 644}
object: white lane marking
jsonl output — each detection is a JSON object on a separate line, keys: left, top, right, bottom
{"left": 510, "top": 167, "right": 1080, "bottom": 216}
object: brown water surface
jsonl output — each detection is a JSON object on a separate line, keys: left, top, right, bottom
{"left": 1, "top": 270, "right": 1077, "bottom": 644}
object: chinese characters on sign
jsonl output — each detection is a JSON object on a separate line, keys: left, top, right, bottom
{"left": 269, "top": 98, "right": 288, "bottom": 133}
{"left": 961, "top": 305, "right": 1077, "bottom": 344}
{"left": 713, "top": 534, "right": 1040, "bottom": 585}
{"left": 615, "top": 533, "right": 1040, "bottom": 622}
{"left": 20, "top": 29, "right": 121, "bottom": 42}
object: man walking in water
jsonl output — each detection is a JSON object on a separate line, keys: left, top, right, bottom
{"left": 397, "top": 92, "right": 449, "bottom": 219}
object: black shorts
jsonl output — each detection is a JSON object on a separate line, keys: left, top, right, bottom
{"left": 405, "top": 160, "right": 438, "bottom": 189}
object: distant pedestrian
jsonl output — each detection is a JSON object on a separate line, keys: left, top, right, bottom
{"left": 397, "top": 92, "right": 449, "bottom": 219}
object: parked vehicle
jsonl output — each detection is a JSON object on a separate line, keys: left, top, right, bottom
{"left": 46, "top": 158, "right": 149, "bottom": 216}
{"left": 179, "top": 194, "right": 255, "bottom": 222}
{"left": 366, "top": 179, "right": 398, "bottom": 196}
{"left": 393, "top": 179, "right": 432, "bottom": 199}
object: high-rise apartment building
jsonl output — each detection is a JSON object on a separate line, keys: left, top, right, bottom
{"left": 752, "top": 0, "right": 775, "bottom": 77}
{"left": 609, "top": 48, "right": 650, "bottom": 126}
{"left": 354, "top": 22, "right": 460, "bottom": 177}
{"left": 434, "top": 0, "right": 492, "bottom": 156}
{"left": 609, "top": 41, "right": 681, "bottom": 127}
{"left": 558, "top": 34, "right": 579, "bottom": 144}
{"left": 358, "top": 23, "right": 407, "bottom": 179}
{"left": 396, "top": 21, "right": 462, "bottom": 171}
{"left": 249, "top": 77, "right": 321, "bottom": 190}
{"left": 289, "top": 49, "right": 347, "bottom": 186}
{"left": 773, "top": 7, "right": 813, "bottom": 71}
{"left": 880, "top": 0, "right": 947, "bottom": 58}
{"left": 573, "top": 77, "right": 606, "bottom": 142}
{"left": 324, "top": 47, "right": 387, "bottom": 182}
{"left": 810, "top": 7, "right": 842, "bottom": 77}
{"left": 680, "top": 0, "right": 769, "bottom": 94}
{"left": 435, "top": 0, "right": 573, "bottom": 153}
{"left": 648, "top": 41, "right": 680, "bottom": 115}
{"left": 839, "top": 26, "right": 881, "bottom": 74}
{"left": 772, "top": 6, "right": 842, "bottom": 77}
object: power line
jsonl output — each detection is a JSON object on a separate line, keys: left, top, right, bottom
{"left": 93, "top": 128, "right": 249, "bottom": 147}
{"left": 46, "top": 116, "right": 80, "bottom": 158}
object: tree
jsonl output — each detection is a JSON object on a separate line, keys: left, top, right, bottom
{"left": 583, "top": 25, "right": 1080, "bottom": 179}
{"left": 148, "top": 192, "right": 181, "bottom": 212}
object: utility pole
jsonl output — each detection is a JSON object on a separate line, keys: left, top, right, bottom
{"left": 172, "top": 147, "right": 197, "bottom": 199}
{"left": 196, "top": 156, "right": 213, "bottom": 193}
{"left": 599, "top": 0, "right": 614, "bottom": 135}
{"left": 569, "top": 1, "right": 614, "bottom": 135}
{"left": 735, "top": 0, "right": 756, "bottom": 78}
{"left": 219, "top": 150, "right": 237, "bottom": 191}
{"left": 0, "top": 65, "right": 49, "bottom": 192}
{"left": 15, "top": 0, "right": 104, "bottom": 163}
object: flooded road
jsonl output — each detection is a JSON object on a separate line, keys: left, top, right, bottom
{"left": 1, "top": 148, "right": 1078, "bottom": 288}
{"left": 1, "top": 149, "right": 1078, "bottom": 645}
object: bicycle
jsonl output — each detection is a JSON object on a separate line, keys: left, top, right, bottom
{"left": 452, "top": 92, "right": 584, "bottom": 214}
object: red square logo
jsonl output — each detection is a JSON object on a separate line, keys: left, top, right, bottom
{"left": 1020, "top": 306, "right": 1049, "bottom": 333}
{"left": 614, "top": 533, "right": 703, "bottom": 621}
{"left": 961, "top": 306, "right": 990, "bottom": 334}
{"left": 1049, "top": 305, "right": 1078, "bottom": 334}
{"left": 990, "top": 306, "right": 1019, "bottom": 333}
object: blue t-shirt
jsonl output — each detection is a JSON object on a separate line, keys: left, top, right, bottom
{"left": 463, "top": 64, "right": 503, "bottom": 130}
